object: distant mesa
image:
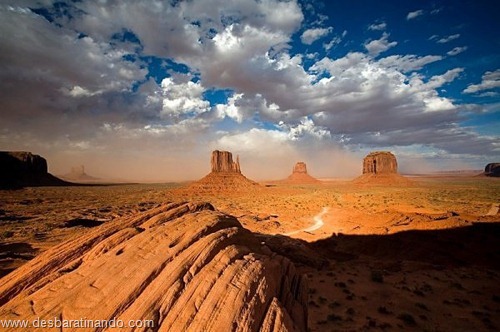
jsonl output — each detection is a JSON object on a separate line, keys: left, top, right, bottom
{"left": 483, "top": 163, "right": 500, "bottom": 177}
{"left": 285, "top": 162, "right": 321, "bottom": 184}
{"left": 0, "top": 151, "right": 70, "bottom": 189}
{"left": 354, "top": 151, "right": 411, "bottom": 185}
{"left": 186, "top": 150, "right": 259, "bottom": 192}
{"left": 363, "top": 151, "right": 398, "bottom": 174}
{"left": 61, "top": 165, "right": 99, "bottom": 182}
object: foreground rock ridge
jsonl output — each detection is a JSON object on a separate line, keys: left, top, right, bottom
{"left": 0, "top": 151, "right": 69, "bottom": 189}
{"left": 286, "top": 162, "right": 320, "bottom": 183}
{"left": 0, "top": 202, "right": 308, "bottom": 332}
{"left": 186, "top": 150, "right": 259, "bottom": 192}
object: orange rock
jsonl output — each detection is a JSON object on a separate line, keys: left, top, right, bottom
{"left": 0, "top": 202, "right": 308, "bottom": 331}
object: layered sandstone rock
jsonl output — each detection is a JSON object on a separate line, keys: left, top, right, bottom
{"left": 354, "top": 151, "right": 411, "bottom": 185}
{"left": 362, "top": 151, "right": 398, "bottom": 174}
{"left": 186, "top": 150, "right": 259, "bottom": 192}
{"left": 484, "top": 163, "right": 500, "bottom": 177}
{"left": 211, "top": 150, "right": 241, "bottom": 173}
{"left": 0, "top": 151, "right": 69, "bottom": 188}
{"left": 0, "top": 202, "right": 308, "bottom": 331}
{"left": 285, "top": 162, "right": 320, "bottom": 184}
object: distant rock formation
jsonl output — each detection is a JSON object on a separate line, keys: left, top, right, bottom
{"left": 362, "top": 151, "right": 398, "bottom": 174}
{"left": 285, "top": 162, "right": 320, "bottom": 183}
{"left": 211, "top": 150, "right": 241, "bottom": 173}
{"left": 354, "top": 151, "right": 411, "bottom": 185}
{"left": 484, "top": 163, "right": 500, "bottom": 177}
{"left": 0, "top": 151, "right": 69, "bottom": 189}
{"left": 0, "top": 202, "right": 308, "bottom": 331}
{"left": 185, "top": 150, "right": 259, "bottom": 192}
{"left": 62, "top": 165, "right": 99, "bottom": 182}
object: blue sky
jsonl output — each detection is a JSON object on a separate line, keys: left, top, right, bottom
{"left": 0, "top": 0, "right": 499, "bottom": 180}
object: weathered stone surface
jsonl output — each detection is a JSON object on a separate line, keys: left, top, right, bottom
{"left": 0, "top": 202, "right": 308, "bottom": 331}
{"left": 286, "top": 162, "right": 320, "bottom": 184}
{"left": 211, "top": 150, "right": 241, "bottom": 173}
{"left": 362, "top": 151, "right": 398, "bottom": 174}
{"left": 0, "top": 151, "right": 68, "bottom": 188}
{"left": 484, "top": 163, "right": 500, "bottom": 177}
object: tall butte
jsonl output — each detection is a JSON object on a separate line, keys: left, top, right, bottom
{"left": 186, "top": 150, "right": 258, "bottom": 192}
{"left": 354, "top": 151, "right": 411, "bottom": 185}
{"left": 285, "top": 162, "right": 320, "bottom": 183}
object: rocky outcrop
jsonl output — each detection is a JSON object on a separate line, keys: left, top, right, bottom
{"left": 362, "top": 151, "right": 398, "bottom": 174}
{"left": 62, "top": 165, "right": 99, "bottom": 182}
{"left": 186, "top": 150, "right": 259, "bottom": 192}
{"left": 285, "top": 162, "right": 320, "bottom": 184}
{"left": 354, "top": 151, "right": 411, "bottom": 185}
{"left": 211, "top": 150, "right": 241, "bottom": 173}
{"left": 0, "top": 151, "right": 69, "bottom": 189}
{"left": 0, "top": 202, "right": 308, "bottom": 331}
{"left": 484, "top": 163, "right": 500, "bottom": 177}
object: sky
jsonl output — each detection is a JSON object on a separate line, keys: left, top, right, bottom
{"left": 0, "top": 0, "right": 499, "bottom": 181}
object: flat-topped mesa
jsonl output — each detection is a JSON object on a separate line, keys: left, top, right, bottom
{"left": 363, "top": 151, "right": 398, "bottom": 174}
{"left": 211, "top": 150, "right": 241, "bottom": 173}
{"left": 0, "top": 151, "right": 69, "bottom": 188}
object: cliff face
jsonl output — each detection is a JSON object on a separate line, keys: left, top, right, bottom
{"left": 0, "top": 202, "right": 308, "bottom": 331}
{"left": 484, "top": 163, "right": 500, "bottom": 177}
{"left": 362, "top": 151, "right": 398, "bottom": 174}
{"left": 0, "top": 151, "right": 68, "bottom": 188}
{"left": 211, "top": 150, "right": 241, "bottom": 173}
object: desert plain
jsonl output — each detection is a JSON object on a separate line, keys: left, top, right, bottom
{"left": 1, "top": 172, "right": 499, "bottom": 331}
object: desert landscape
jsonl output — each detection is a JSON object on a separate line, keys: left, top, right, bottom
{"left": 0, "top": 150, "right": 498, "bottom": 331}
{"left": 1, "top": 1, "right": 499, "bottom": 331}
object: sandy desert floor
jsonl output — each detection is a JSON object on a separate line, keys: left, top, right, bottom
{"left": 0, "top": 176, "right": 499, "bottom": 331}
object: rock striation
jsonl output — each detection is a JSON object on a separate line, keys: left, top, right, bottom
{"left": 362, "top": 151, "right": 398, "bottom": 174}
{"left": 186, "top": 150, "right": 259, "bottom": 192}
{"left": 484, "top": 163, "right": 500, "bottom": 177}
{"left": 0, "top": 151, "right": 69, "bottom": 189}
{"left": 0, "top": 202, "right": 308, "bottom": 331}
{"left": 285, "top": 162, "right": 320, "bottom": 184}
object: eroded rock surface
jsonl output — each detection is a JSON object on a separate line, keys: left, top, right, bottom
{"left": 0, "top": 202, "right": 307, "bottom": 331}
{"left": 362, "top": 151, "right": 398, "bottom": 174}
{"left": 211, "top": 150, "right": 241, "bottom": 173}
